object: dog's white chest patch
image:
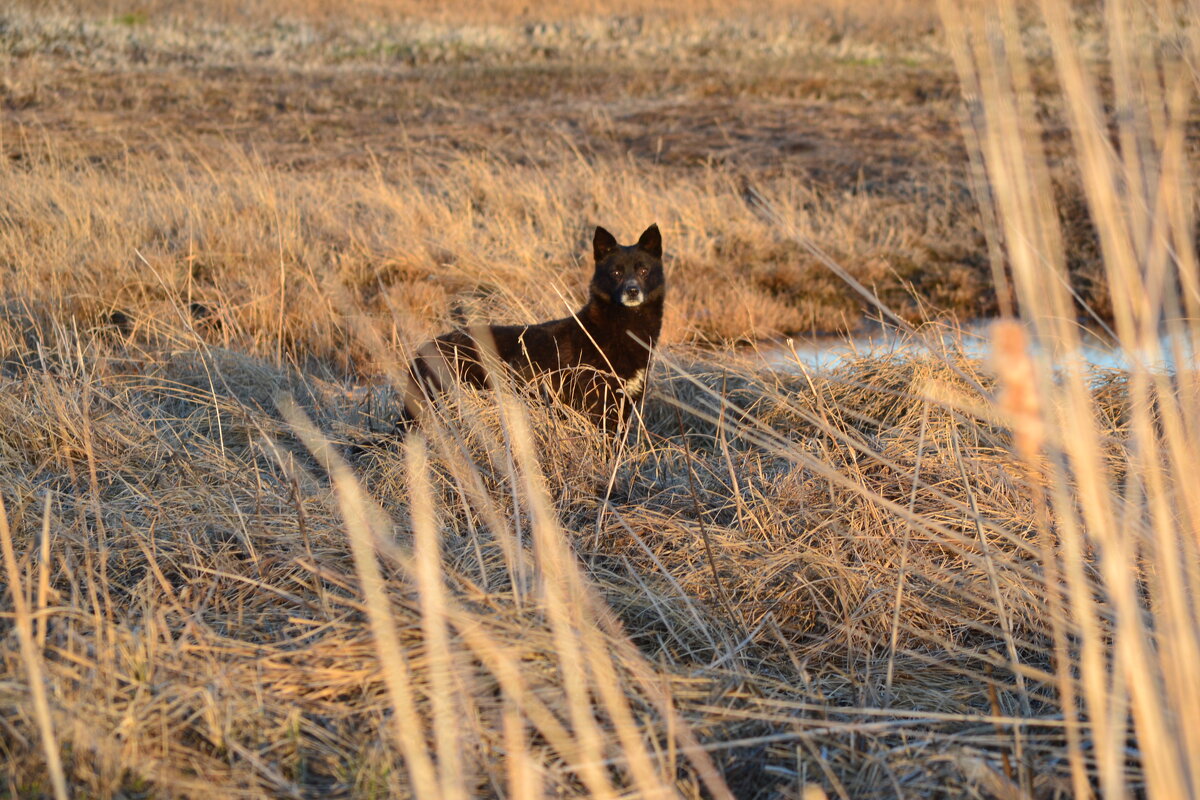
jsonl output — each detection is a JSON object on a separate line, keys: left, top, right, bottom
{"left": 622, "top": 369, "right": 646, "bottom": 398}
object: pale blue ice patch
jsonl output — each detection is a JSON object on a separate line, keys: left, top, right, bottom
{"left": 760, "top": 322, "right": 1196, "bottom": 375}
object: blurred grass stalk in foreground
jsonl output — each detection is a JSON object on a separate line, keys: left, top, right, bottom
{"left": 944, "top": 0, "right": 1200, "bottom": 797}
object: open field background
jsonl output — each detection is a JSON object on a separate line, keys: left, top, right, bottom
{"left": 2, "top": 1, "right": 1199, "bottom": 798}
{"left": 6, "top": 0, "right": 1070, "bottom": 350}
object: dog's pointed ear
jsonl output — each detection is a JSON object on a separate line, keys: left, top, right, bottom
{"left": 636, "top": 223, "right": 662, "bottom": 259}
{"left": 593, "top": 226, "right": 618, "bottom": 262}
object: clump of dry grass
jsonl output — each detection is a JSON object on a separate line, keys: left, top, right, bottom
{"left": 0, "top": 309, "right": 1099, "bottom": 800}
{"left": 0, "top": 301, "right": 1150, "bottom": 797}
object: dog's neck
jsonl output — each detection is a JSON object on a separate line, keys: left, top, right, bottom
{"left": 578, "top": 295, "right": 663, "bottom": 349}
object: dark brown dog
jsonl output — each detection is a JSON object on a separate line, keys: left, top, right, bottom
{"left": 394, "top": 223, "right": 664, "bottom": 434}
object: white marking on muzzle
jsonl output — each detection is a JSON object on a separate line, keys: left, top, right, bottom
{"left": 619, "top": 286, "right": 645, "bottom": 306}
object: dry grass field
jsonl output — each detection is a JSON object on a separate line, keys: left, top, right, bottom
{"left": 2, "top": 1, "right": 1199, "bottom": 798}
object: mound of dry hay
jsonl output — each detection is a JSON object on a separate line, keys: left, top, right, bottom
{"left": 0, "top": 322, "right": 1127, "bottom": 798}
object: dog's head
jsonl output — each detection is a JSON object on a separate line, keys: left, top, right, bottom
{"left": 589, "top": 223, "right": 664, "bottom": 309}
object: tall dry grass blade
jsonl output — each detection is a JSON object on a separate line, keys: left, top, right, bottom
{"left": 498, "top": 395, "right": 735, "bottom": 800}
{"left": 279, "top": 398, "right": 439, "bottom": 796}
{"left": 0, "top": 495, "right": 69, "bottom": 800}
{"left": 35, "top": 493, "right": 52, "bottom": 649}
{"left": 941, "top": 2, "right": 1118, "bottom": 793}
{"left": 885, "top": 401, "right": 928, "bottom": 695}
{"left": 992, "top": 319, "right": 1091, "bottom": 799}
{"left": 670, "top": 395, "right": 740, "bottom": 643}
{"left": 1039, "top": 2, "right": 1196, "bottom": 795}
{"left": 503, "top": 699, "right": 541, "bottom": 800}
{"left": 495, "top": 395, "right": 616, "bottom": 800}
{"left": 949, "top": 426, "right": 1032, "bottom": 788}
{"left": 407, "top": 436, "right": 470, "bottom": 800}
{"left": 946, "top": 0, "right": 1200, "bottom": 795}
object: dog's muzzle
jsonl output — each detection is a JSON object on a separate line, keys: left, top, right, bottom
{"left": 618, "top": 284, "right": 645, "bottom": 307}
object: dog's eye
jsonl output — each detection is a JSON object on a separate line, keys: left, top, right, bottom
{"left": 611, "top": 268, "right": 622, "bottom": 278}
{"left": 637, "top": 266, "right": 649, "bottom": 277}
